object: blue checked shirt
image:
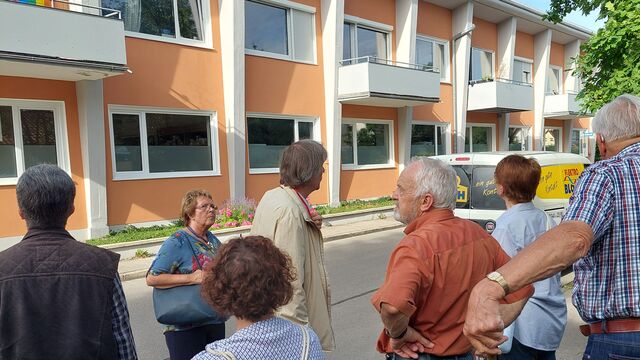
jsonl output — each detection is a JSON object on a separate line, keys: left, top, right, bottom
{"left": 112, "top": 275, "right": 138, "bottom": 359}
{"left": 563, "top": 142, "right": 640, "bottom": 322}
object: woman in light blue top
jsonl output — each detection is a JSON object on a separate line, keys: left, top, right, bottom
{"left": 492, "top": 155, "right": 567, "bottom": 360}
{"left": 192, "top": 235, "right": 324, "bottom": 360}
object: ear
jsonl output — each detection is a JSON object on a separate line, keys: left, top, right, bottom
{"left": 596, "top": 133, "right": 606, "bottom": 159}
{"left": 496, "top": 183, "right": 504, "bottom": 197}
{"left": 68, "top": 204, "right": 75, "bottom": 217}
{"left": 18, "top": 208, "right": 25, "bottom": 220}
{"left": 419, "top": 193, "right": 434, "bottom": 213}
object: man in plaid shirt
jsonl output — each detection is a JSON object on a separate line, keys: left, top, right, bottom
{"left": 464, "top": 94, "right": 640, "bottom": 359}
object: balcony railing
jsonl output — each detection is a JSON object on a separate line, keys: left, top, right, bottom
{"left": 6, "top": 0, "right": 121, "bottom": 18}
{"left": 469, "top": 77, "right": 533, "bottom": 87}
{"left": 467, "top": 77, "right": 534, "bottom": 112}
{"left": 338, "top": 56, "right": 441, "bottom": 107}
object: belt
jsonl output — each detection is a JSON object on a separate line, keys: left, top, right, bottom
{"left": 579, "top": 318, "right": 640, "bottom": 336}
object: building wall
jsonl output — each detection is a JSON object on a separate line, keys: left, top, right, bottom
{"left": 102, "top": 1, "right": 229, "bottom": 226}
{"left": 0, "top": 76, "right": 88, "bottom": 237}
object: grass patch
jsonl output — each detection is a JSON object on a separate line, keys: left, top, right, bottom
{"left": 134, "top": 249, "right": 154, "bottom": 259}
{"left": 87, "top": 224, "right": 183, "bottom": 246}
{"left": 315, "top": 197, "right": 394, "bottom": 215}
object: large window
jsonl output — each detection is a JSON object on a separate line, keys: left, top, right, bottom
{"left": 416, "top": 36, "right": 449, "bottom": 81}
{"left": 102, "top": 0, "right": 209, "bottom": 46}
{"left": 546, "top": 66, "right": 563, "bottom": 95}
{"left": 247, "top": 115, "right": 317, "bottom": 173}
{"left": 0, "top": 100, "right": 69, "bottom": 185}
{"left": 343, "top": 18, "right": 390, "bottom": 62}
{"left": 245, "top": 0, "right": 315, "bottom": 63}
{"left": 571, "top": 129, "right": 589, "bottom": 156}
{"left": 469, "top": 48, "right": 494, "bottom": 81}
{"left": 465, "top": 125, "right": 494, "bottom": 153}
{"left": 508, "top": 126, "right": 531, "bottom": 151}
{"left": 341, "top": 120, "right": 393, "bottom": 169}
{"left": 513, "top": 59, "right": 532, "bottom": 84}
{"left": 109, "top": 107, "right": 219, "bottom": 180}
{"left": 410, "top": 123, "right": 447, "bottom": 157}
{"left": 543, "top": 127, "right": 562, "bottom": 152}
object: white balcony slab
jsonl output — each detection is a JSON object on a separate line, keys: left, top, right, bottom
{"left": 544, "top": 93, "right": 589, "bottom": 119}
{"left": 467, "top": 79, "right": 534, "bottom": 112}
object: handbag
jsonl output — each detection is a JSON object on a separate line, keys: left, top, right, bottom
{"left": 152, "top": 236, "right": 227, "bottom": 326}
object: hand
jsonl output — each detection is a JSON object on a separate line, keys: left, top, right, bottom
{"left": 310, "top": 210, "right": 323, "bottom": 229}
{"left": 463, "top": 279, "right": 508, "bottom": 356}
{"left": 390, "top": 327, "right": 434, "bottom": 359}
{"left": 190, "top": 269, "right": 203, "bottom": 285}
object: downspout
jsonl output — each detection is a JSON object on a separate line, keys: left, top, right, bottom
{"left": 451, "top": 24, "right": 474, "bottom": 153}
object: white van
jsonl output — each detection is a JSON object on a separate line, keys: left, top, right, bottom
{"left": 431, "top": 152, "right": 591, "bottom": 233}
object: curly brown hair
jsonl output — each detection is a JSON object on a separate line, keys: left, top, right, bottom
{"left": 201, "top": 236, "right": 296, "bottom": 322}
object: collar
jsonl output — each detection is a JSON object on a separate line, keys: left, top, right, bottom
{"left": 21, "top": 227, "right": 73, "bottom": 242}
{"left": 404, "top": 208, "right": 455, "bottom": 235}
{"left": 280, "top": 185, "right": 313, "bottom": 223}
{"left": 616, "top": 141, "right": 640, "bottom": 157}
{"left": 507, "top": 202, "right": 535, "bottom": 212}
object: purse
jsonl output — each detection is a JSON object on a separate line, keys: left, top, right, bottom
{"left": 152, "top": 236, "right": 227, "bottom": 326}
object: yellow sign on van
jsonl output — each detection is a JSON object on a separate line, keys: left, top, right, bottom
{"left": 536, "top": 164, "right": 585, "bottom": 199}
{"left": 456, "top": 176, "right": 468, "bottom": 203}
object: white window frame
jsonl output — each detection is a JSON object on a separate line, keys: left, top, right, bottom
{"left": 546, "top": 65, "right": 563, "bottom": 95}
{"left": 410, "top": 120, "right": 450, "bottom": 156}
{"left": 465, "top": 123, "right": 497, "bottom": 152}
{"left": 108, "top": 105, "right": 220, "bottom": 181}
{"left": 513, "top": 56, "right": 533, "bottom": 84}
{"left": 122, "top": 0, "right": 214, "bottom": 49}
{"left": 244, "top": 0, "right": 317, "bottom": 65}
{"left": 0, "top": 99, "right": 69, "bottom": 186}
{"left": 470, "top": 47, "right": 495, "bottom": 81}
{"left": 341, "top": 118, "right": 395, "bottom": 170}
{"left": 246, "top": 113, "right": 321, "bottom": 174}
{"left": 543, "top": 126, "right": 563, "bottom": 152}
{"left": 416, "top": 35, "right": 450, "bottom": 83}
{"left": 343, "top": 15, "right": 393, "bottom": 61}
{"left": 507, "top": 125, "right": 532, "bottom": 151}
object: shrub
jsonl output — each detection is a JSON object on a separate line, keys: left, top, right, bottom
{"left": 213, "top": 198, "right": 256, "bottom": 229}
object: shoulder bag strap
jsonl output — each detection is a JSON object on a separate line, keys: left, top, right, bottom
{"left": 183, "top": 235, "right": 204, "bottom": 270}
{"left": 298, "top": 324, "right": 310, "bottom": 360}
{"left": 205, "top": 348, "right": 236, "bottom": 360}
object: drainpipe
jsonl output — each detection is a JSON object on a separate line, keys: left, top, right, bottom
{"left": 451, "top": 24, "right": 474, "bottom": 153}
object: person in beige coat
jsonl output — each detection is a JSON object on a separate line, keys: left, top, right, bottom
{"left": 250, "top": 140, "right": 335, "bottom": 351}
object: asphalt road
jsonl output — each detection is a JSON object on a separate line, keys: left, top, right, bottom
{"left": 123, "top": 228, "right": 587, "bottom": 360}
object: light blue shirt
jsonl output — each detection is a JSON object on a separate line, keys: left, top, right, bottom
{"left": 492, "top": 202, "right": 567, "bottom": 351}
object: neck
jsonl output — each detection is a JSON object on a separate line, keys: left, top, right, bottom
{"left": 188, "top": 223, "right": 207, "bottom": 238}
{"left": 504, "top": 198, "right": 518, "bottom": 209}
{"left": 236, "top": 314, "right": 272, "bottom": 330}
{"left": 605, "top": 137, "right": 640, "bottom": 158}
{"left": 292, "top": 185, "right": 313, "bottom": 199}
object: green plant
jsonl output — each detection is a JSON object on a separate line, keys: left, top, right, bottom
{"left": 212, "top": 198, "right": 256, "bottom": 229}
{"left": 134, "top": 249, "right": 153, "bottom": 258}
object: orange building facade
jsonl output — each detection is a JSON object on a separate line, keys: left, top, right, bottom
{"left": 0, "top": 0, "right": 593, "bottom": 246}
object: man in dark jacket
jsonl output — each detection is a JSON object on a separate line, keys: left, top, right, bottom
{"left": 0, "top": 164, "right": 137, "bottom": 359}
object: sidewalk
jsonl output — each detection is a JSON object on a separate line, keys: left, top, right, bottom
{"left": 118, "top": 217, "right": 404, "bottom": 281}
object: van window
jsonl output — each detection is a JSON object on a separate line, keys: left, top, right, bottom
{"left": 537, "top": 164, "right": 586, "bottom": 199}
{"left": 470, "top": 166, "right": 506, "bottom": 210}
{"left": 454, "top": 166, "right": 471, "bottom": 209}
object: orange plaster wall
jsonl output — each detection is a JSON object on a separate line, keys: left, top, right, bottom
{"left": 413, "top": 84, "right": 453, "bottom": 122}
{"left": 575, "top": 118, "right": 591, "bottom": 129}
{"left": 550, "top": 42, "right": 565, "bottom": 68}
{"left": 244, "top": 0, "right": 328, "bottom": 205}
{"left": 544, "top": 119, "right": 565, "bottom": 128}
{"left": 344, "top": 0, "right": 397, "bottom": 60}
{"left": 515, "top": 32, "right": 534, "bottom": 60}
{"left": 340, "top": 105, "right": 398, "bottom": 200}
{"left": 102, "top": 2, "right": 229, "bottom": 226}
{"left": 471, "top": 18, "right": 498, "bottom": 73}
{"left": 509, "top": 111, "right": 534, "bottom": 127}
{"left": 0, "top": 76, "right": 87, "bottom": 237}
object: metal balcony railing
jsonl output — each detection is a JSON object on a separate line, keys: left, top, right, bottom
{"left": 339, "top": 56, "right": 440, "bottom": 74}
{"left": 5, "top": 0, "right": 121, "bottom": 19}
{"left": 469, "top": 77, "right": 533, "bottom": 87}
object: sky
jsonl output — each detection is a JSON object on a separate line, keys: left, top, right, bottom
{"left": 517, "top": 0, "right": 605, "bottom": 32}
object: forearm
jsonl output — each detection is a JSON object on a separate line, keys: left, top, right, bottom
{"left": 500, "top": 297, "right": 529, "bottom": 327}
{"left": 380, "top": 303, "right": 410, "bottom": 337}
{"left": 145, "top": 273, "right": 196, "bottom": 288}
{"left": 499, "top": 220, "right": 592, "bottom": 293}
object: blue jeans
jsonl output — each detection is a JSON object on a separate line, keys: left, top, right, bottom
{"left": 386, "top": 353, "right": 473, "bottom": 360}
{"left": 165, "top": 323, "right": 225, "bottom": 360}
{"left": 499, "top": 338, "right": 556, "bottom": 360}
{"left": 582, "top": 332, "right": 640, "bottom": 359}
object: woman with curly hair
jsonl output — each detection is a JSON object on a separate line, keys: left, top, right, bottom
{"left": 192, "top": 235, "right": 324, "bottom": 360}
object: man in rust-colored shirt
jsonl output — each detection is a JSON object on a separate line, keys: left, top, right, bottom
{"left": 372, "top": 158, "right": 533, "bottom": 359}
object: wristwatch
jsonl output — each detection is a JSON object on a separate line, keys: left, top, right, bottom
{"left": 486, "top": 271, "right": 510, "bottom": 295}
{"left": 384, "top": 327, "right": 408, "bottom": 340}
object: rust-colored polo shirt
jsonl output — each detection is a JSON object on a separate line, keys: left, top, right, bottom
{"left": 371, "top": 209, "right": 533, "bottom": 356}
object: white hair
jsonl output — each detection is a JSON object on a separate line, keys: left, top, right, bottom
{"left": 408, "top": 157, "right": 457, "bottom": 210}
{"left": 592, "top": 94, "right": 640, "bottom": 142}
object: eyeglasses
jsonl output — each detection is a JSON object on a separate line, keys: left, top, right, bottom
{"left": 196, "top": 203, "right": 218, "bottom": 211}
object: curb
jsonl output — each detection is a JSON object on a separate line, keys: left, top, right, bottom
{"left": 119, "top": 221, "right": 404, "bottom": 282}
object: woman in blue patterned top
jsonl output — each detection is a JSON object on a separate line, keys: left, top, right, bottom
{"left": 192, "top": 235, "right": 324, "bottom": 360}
{"left": 147, "top": 190, "right": 226, "bottom": 360}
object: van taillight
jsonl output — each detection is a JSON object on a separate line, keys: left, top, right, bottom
{"left": 455, "top": 157, "right": 470, "bottom": 161}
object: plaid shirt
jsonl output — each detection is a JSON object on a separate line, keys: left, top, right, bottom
{"left": 112, "top": 275, "right": 138, "bottom": 359}
{"left": 563, "top": 142, "right": 640, "bottom": 322}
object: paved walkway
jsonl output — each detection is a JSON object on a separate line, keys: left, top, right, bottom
{"left": 118, "top": 217, "right": 404, "bottom": 281}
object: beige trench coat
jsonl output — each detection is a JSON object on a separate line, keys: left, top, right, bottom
{"left": 250, "top": 186, "right": 335, "bottom": 351}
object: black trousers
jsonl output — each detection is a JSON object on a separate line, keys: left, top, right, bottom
{"left": 164, "top": 323, "right": 226, "bottom": 360}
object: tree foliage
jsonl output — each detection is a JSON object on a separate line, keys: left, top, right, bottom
{"left": 544, "top": 1, "right": 640, "bottom": 113}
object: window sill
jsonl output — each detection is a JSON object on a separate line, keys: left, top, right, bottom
{"left": 341, "top": 164, "right": 396, "bottom": 171}
{"left": 112, "top": 171, "right": 221, "bottom": 181}
{"left": 245, "top": 50, "right": 316, "bottom": 66}
{"left": 248, "top": 168, "right": 280, "bottom": 175}
{"left": 125, "top": 31, "right": 214, "bottom": 50}
{"left": 0, "top": 178, "right": 18, "bottom": 187}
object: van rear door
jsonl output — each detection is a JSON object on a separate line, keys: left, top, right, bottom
{"left": 452, "top": 165, "right": 472, "bottom": 221}
{"left": 468, "top": 165, "right": 506, "bottom": 232}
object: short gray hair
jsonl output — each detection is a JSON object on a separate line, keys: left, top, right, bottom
{"left": 280, "top": 140, "right": 327, "bottom": 188}
{"left": 16, "top": 164, "right": 75, "bottom": 229}
{"left": 409, "top": 157, "right": 457, "bottom": 210}
{"left": 592, "top": 94, "right": 640, "bottom": 142}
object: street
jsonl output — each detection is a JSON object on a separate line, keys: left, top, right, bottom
{"left": 124, "top": 228, "right": 586, "bottom": 359}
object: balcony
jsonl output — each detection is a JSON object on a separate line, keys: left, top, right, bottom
{"left": 0, "top": 0, "right": 128, "bottom": 81}
{"left": 467, "top": 78, "right": 534, "bottom": 112}
{"left": 544, "top": 92, "right": 589, "bottom": 119}
{"left": 338, "top": 57, "right": 440, "bottom": 108}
